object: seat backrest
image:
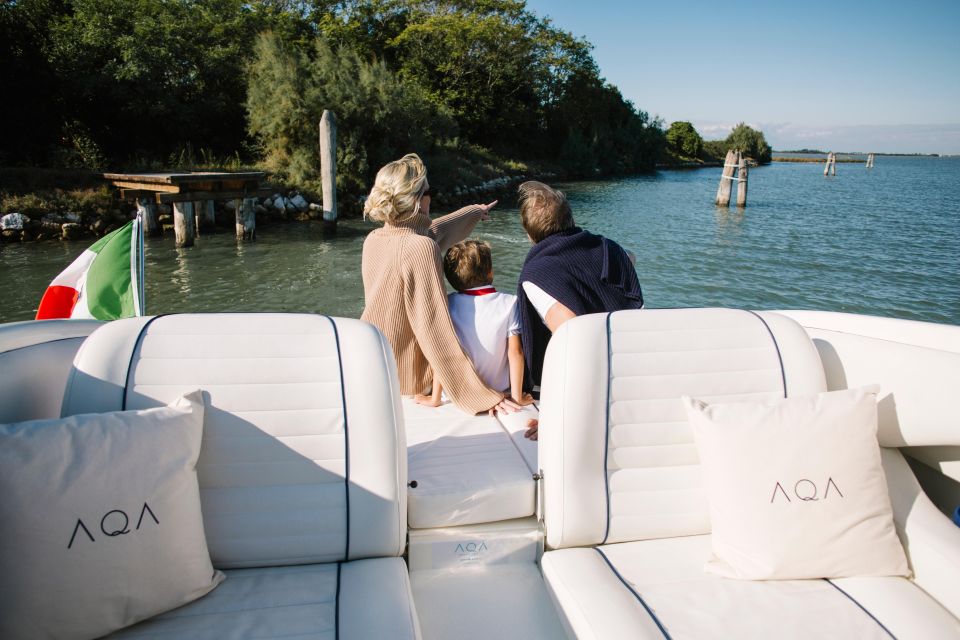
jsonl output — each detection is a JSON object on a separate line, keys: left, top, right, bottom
{"left": 62, "top": 313, "right": 407, "bottom": 568}
{"left": 0, "top": 319, "right": 102, "bottom": 423}
{"left": 540, "top": 308, "right": 826, "bottom": 549}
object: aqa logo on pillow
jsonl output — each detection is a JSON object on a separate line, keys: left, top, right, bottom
{"left": 770, "top": 477, "right": 844, "bottom": 503}
{"left": 67, "top": 502, "right": 160, "bottom": 549}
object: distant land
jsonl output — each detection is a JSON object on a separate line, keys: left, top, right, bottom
{"left": 775, "top": 149, "right": 941, "bottom": 157}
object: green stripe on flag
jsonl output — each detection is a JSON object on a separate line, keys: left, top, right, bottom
{"left": 86, "top": 221, "right": 136, "bottom": 320}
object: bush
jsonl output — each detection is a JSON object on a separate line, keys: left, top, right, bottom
{"left": 725, "top": 123, "right": 772, "bottom": 164}
{"left": 666, "top": 121, "right": 703, "bottom": 159}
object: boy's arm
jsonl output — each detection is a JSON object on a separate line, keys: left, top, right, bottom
{"left": 507, "top": 335, "right": 534, "bottom": 405}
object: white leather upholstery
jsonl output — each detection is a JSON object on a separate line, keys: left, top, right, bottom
{"left": 540, "top": 309, "right": 826, "bottom": 549}
{"left": 62, "top": 314, "right": 406, "bottom": 566}
{"left": 542, "top": 536, "right": 960, "bottom": 640}
{"left": 778, "top": 310, "right": 960, "bottom": 448}
{"left": 405, "top": 399, "right": 534, "bottom": 528}
{"left": 107, "top": 558, "right": 419, "bottom": 639}
{"left": 882, "top": 447, "right": 960, "bottom": 619}
{"left": 411, "top": 564, "right": 566, "bottom": 640}
{"left": 0, "top": 319, "right": 101, "bottom": 422}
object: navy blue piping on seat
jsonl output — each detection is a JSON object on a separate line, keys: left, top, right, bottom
{"left": 335, "top": 562, "right": 342, "bottom": 639}
{"left": 601, "top": 312, "right": 613, "bottom": 545}
{"left": 745, "top": 310, "right": 787, "bottom": 398}
{"left": 324, "top": 315, "right": 351, "bottom": 561}
{"left": 121, "top": 314, "right": 166, "bottom": 410}
{"left": 824, "top": 579, "right": 897, "bottom": 639}
{"left": 595, "top": 548, "right": 672, "bottom": 639}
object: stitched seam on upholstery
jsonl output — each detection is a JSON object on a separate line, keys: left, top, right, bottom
{"left": 595, "top": 548, "right": 672, "bottom": 639}
{"left": 122, "top": 315, "right": 166, "bottom": 410}
{"left": 151, "top": 599, "right": 337, "bottom": 620}
{"left": 824, "top": 579, "right": 897, "bottom": 639}
{"left": 612, "top": 367, "right": 780, "bottom": 379}
{"left": 602, "top": 312, "right": 613, "bottom": 545}
{"left": 1, "top": 336, "right": 87, "bottom": 357}
{"left": 324, "top": 316, "right": 350, "bottom": 561}
{"left": 497, "top": 414, "right": 536, "bottom": 476}
{"left": 335, "top": 561, "right": 342, "bottom": 640}
{"left": 378, "top": 331, "right": 405, "bottom": 557}
{"left": 745, "top": 310, "right": 786, "bottom": 398}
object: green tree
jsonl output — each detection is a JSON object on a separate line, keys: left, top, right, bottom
{"left": 247, "top": 32, "right": 456, "bottom": 193}
{"left": 665, "top": 121, "right": 703, "bottom": 159}
{"left": 725, "top": 123, "right": 772, "bottom": 164}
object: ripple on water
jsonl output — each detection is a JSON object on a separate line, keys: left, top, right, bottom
{"left": 2, "top": 157, "right": 958, "bottom": 324}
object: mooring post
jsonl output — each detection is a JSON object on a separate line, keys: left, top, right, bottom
{"left": 824, "top": 152, "right": 835, "bottom": 176}
{"left": 203, "top": 200, "right": 216, "bottom": 228}
{"left": 866, "top": 153, "right": 874, "bottom": 168}
{"left": 716, "top": 149, "right": 738, "bottom": 206}
{"left": 173, "top": 201, "right": 195, "bottom": 248}
{"left": 831, "top": 152, "right": 837, "bottom": 176}
{"left": 319, "top": 110, "right": 338, "bottom": 233}
{"left": 736, "top": 152, "right": 748, "bottom": 208}
{"left": 234, "top": 198, "right": 255, "bottom": 241}
{"left": 136, "top": 196, "right": 161, "bottom": 237}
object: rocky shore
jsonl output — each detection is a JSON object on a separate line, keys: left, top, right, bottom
{"left": 0, "top": 171, "right": 537, "bottom": 243}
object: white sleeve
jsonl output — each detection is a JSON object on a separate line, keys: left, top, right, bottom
{"left": 507, "top": 299, "right": 521, "bottom": 336}
{"left": 522, "top": 281, "right": 558, "bottom": 323}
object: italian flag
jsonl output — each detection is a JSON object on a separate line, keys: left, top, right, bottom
{"left": 36, "top": 218, "right": 145, "bottom": 320}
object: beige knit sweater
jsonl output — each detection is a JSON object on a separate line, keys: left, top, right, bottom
{"left": 361, "top": 206, "right": 504, "bottom": 414}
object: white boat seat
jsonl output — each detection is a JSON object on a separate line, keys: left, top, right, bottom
{"left": 0, "top": 319, "right": 101, "bottom": 422}
{"left": 62, "top": 314, "right": 419, "bottom": 638}
{"left": 106, "top": 558, "right": 418, "bottom": 639}
{"left": 538, "top": 309, "right": 960, "bottom": 639}
{"left": 542, "top": 535, "right": 960, "bottom": 640}
{"left": 404, "top": 398, "right": 536, "bottom": 528}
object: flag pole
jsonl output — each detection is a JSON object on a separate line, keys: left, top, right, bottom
{"left": 137, "top": 210, "right": 146, "bottom": 315}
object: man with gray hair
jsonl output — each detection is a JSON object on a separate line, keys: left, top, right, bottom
{"left": 516, "top": 181, "right": 643, "bottom": 436}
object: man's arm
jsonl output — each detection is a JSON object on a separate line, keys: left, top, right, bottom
{"left": 545, "top": 301, "right": 576, "bottom": 333}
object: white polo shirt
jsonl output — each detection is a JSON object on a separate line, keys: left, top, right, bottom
{"left": 448, "top": 286, "right": 521, "bottom": 393}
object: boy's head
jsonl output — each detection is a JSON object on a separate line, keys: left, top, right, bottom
{"left": 444, "top": 240, "right": 493, "bottom": 291}
{"left": 517, "top": 181, "right": 574, "bottom": 243}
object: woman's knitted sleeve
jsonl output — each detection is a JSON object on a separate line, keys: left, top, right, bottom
{"left": 401, "top": 236, "right": 504, "bottom": 414}
{"left": 430, "top": 206, "right": 483, "bottom": 253}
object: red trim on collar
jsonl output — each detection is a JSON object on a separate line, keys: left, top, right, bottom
{"left": 461, "top": 286, "right": 497, "bottom": 296}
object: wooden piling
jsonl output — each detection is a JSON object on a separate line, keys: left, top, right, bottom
{"left": 824, "top": 152, "right": 837, "bottom": 176}
{"left": 866, "top": 153, "right": 874, "bottom": 168}
{"left": 173, "top": 201, "right": 195, "bottom": 247}
{"left": 319, "top": 110, "right": 338, "bottom": 233}
{"left": 235, "top": 198, "right": 256, "bottom": 241}
{"left": 716, "top": 149, "right": 738, "bottom": 206}
{"left": 202, "top": 200, "right": 216, "bottom": 228}
{"left": 736, "top": 153, "right": 748, "bottom": 207}
{"left": 136, "top": 196, "right": 161, "bottom": 237}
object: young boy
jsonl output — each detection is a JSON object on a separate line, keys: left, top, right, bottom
{"left": 415, "top": 240, "right": 533, "bottom": 408}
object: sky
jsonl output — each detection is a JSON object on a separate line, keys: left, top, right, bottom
{"left": 524, "top": 0, "right": 960, "bottom": 154}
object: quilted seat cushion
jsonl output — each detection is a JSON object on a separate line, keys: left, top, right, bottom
{"left": 404, "top": 399, "right": 535, "bottom": 528}
{"left": 541, "top": 535, "right": 960, "bottom": 640}
{"left": 106, "top": 558, "right": 420, "bottom": 640}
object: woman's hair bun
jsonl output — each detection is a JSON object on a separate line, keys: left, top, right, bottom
{"left": 364, "top": 153, "right": 428, "bottom": 224}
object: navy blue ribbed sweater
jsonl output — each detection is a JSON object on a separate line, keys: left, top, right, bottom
{"left": 517, "top": 227, "right": 643, "bottom": 387}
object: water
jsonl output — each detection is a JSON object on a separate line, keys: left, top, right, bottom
{"left": 3, "top": 156, "right": 959, "bottom": 325}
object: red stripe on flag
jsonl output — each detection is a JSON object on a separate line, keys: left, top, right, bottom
{"left": 36, "top": 285, "right": 80, "bottom": 320}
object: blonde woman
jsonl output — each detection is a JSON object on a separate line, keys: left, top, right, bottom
{"left": 361, "top": 153, "right": 520, "bottom": 415}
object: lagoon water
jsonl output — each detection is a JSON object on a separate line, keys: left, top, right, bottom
{"left": 2, "top": 156, "right": 959, "bottom": 325}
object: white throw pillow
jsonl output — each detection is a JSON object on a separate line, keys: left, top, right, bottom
{"left": 683, "top": 386, "right": 910, "bottom": 580}
{"left": 0, "top": 391, "right": 224, "bottom": 640}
